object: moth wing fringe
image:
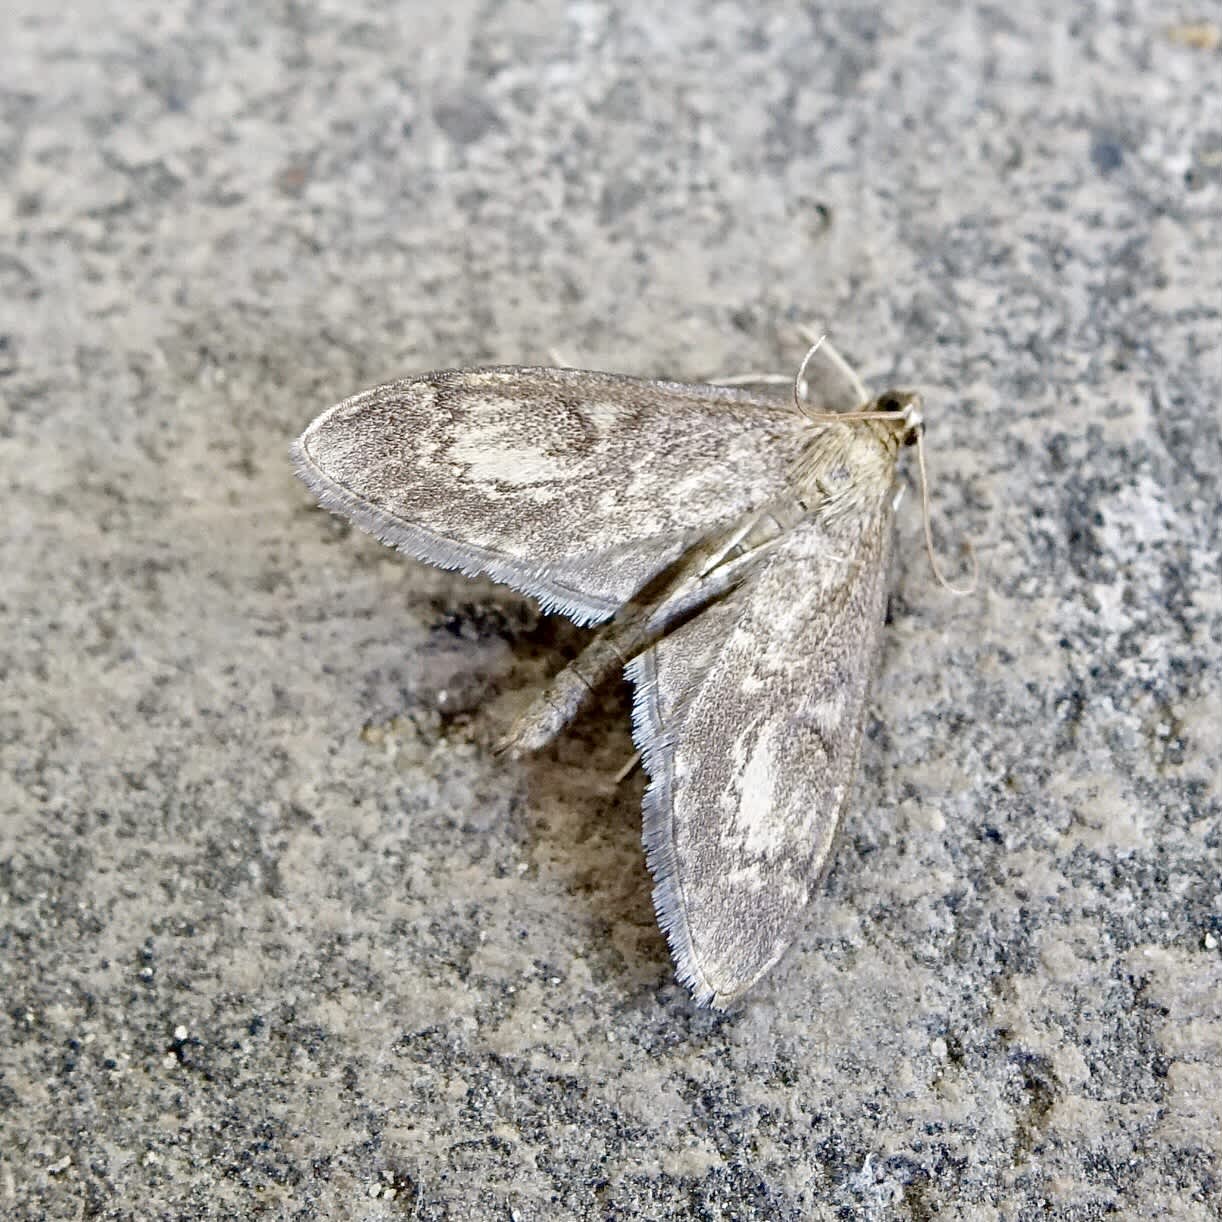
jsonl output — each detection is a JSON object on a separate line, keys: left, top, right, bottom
{"left": 625, "top": 650, "right": 722, "bottom": 1009}
{"left": 290, "top": 438, "right": 619, "bottom": 627}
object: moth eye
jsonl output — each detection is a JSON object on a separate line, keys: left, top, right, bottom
{"left": 875, "top": 389, "right": 923, "bottom": 446}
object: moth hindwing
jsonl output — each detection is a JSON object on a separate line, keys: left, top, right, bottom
{"left": 292, "top": 342, "right": 920, "bottom": 1007}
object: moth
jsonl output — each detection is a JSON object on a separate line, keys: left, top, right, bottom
{"left": 292, "top": 339, "right": 961, "bottom": 1008}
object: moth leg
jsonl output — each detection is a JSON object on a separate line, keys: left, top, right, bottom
{"left": 614, "top": 751, "right": 642, "bottom": 783}
{"left": 706, "top": 372, "right": 791, "bottom": 387}
{"left": 498, "top": 515, "right": 794, "bottom": 756}
{"left": 707, "top": 337, "right": 866, "bottom": 413}
{"left": 697, "top": 509, "right": 764, "bottom": 578}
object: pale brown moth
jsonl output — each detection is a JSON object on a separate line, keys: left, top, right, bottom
{"left": 291, "top": 339, "right": 965, "bottom": 1007}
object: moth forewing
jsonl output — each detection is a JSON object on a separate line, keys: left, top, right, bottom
{"left": 290, "top": 367, "right": 817, "bottom": 626}
{"left": 291, "top": 342, "right": 919, "bottom": 1008}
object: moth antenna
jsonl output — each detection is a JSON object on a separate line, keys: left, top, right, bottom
{"left": 792, "top": 333, "right": 827, "bottom": 418}
{"left": 914, "top": 430, "right": 978, "bottom": 596}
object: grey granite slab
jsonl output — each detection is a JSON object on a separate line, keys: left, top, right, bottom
{"left": 1, "top": 1, "right": 1219, "bottom": 1218}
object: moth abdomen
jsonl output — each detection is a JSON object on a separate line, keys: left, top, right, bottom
{"left": 499, "top": 633, "right": 627, "bottom": 755}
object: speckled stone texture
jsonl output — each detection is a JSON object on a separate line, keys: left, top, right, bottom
{"left": 2, "top": 2, "right": 1219, "bottom": 1218}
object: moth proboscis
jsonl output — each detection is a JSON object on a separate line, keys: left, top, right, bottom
{"left": 291, "top": 338, "right": 970, "bottom": 1008}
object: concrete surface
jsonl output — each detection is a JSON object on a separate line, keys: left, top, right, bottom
{"left": 2, "top": 1, "right": 1220, "bottom": 1217}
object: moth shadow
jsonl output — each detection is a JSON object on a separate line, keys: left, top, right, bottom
{"left": 425, "top": 591, "right": 683, "bottom": 1002}
{"left": 511, "top": 677, "right": 675, "bottom": 998}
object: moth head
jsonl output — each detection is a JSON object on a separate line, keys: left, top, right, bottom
{"left": 872, "top": 389, "right": 924, "bottom": 448}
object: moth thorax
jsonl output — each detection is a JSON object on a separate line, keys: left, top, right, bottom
{"left": 797, "top": 416, "right": 900, "bottom": 519}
